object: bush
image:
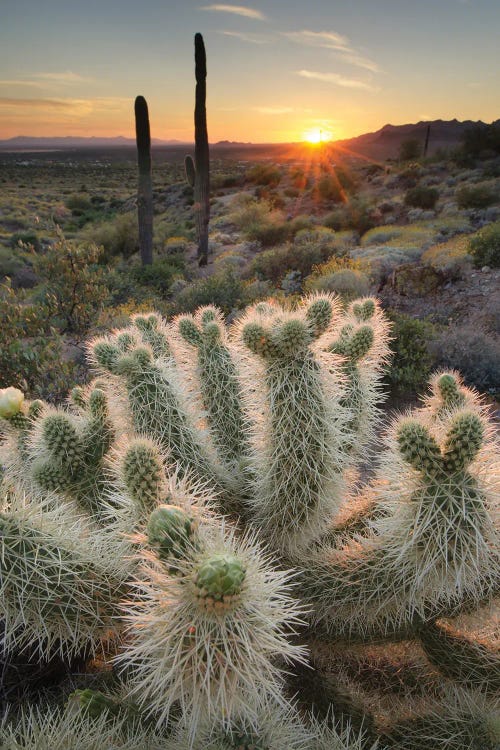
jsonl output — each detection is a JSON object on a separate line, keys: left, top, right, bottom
{"left": 64, "top": 193, "right": 93, "bottom": 213}
{"left": 468, "top": 221, "right": 500, "bottom": 267}
{"left": 306, "top": 267, "right": 370, "bottom": 299}
{"left": 171, "top": 269, "right": 244, "bottom": 314}
{"left": 131, "top": 254, "right": 185, "bottom": 295}
{"left": 430, "top": 324, "right": 500, "bottom": 393}
{"left": 323, "top": 199, "right": 377, "bottom": 235}
{"left": 0, "top": 282, "right": 85, "bottom": 402}
{"left": 456, "top": 183, "right": 497, "bottom": 209}
{"left": 32, "top": 231, "right": 109, "bottom": 337}
{"left": 386, "top": 311, "right": 436, "bottom": 392}
{"left": 461, "top": 122, "right": 500, "bottom": 157}
{"left": 246, "top": 163, "right": 281, "bottom": 187}
{"left": 422, "top": 236, "right": 472, "bottom": 279}
{"left": 315, "top": 175, "right": 345, "bottom": 203}
{"left": 9, "top": 231, "right": 41, "bottom": 252}
{"left": 399, "top": 138, "right": 421, "bottom": 161}
{"left": 404, "top": 186, "right": 439, "bottom": 210}
{"left": 79, "top": 213, "right": 138, "bottom": 261}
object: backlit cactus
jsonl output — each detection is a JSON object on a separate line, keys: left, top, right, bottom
{"left": 1, "top": 292, "right": 498, "bottom": 749}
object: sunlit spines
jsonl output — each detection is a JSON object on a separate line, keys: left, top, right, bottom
{"left": 118, "top": 522, "right": 307, "bottom": 734}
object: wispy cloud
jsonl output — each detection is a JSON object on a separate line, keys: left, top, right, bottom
{"left": 0, "top": 97, "right": 128, "bottom": 116}
{"left": 297, "top": 70, "right": 377, "bottom": 91}
{"left": 283, "top": 30, "right": 350, "bottom": 51}
{"left": 33, "top": 71, "right": 94, "bottom": 84}
{"left": 254, "top": 106, "right": 293, "bottom": 115}
{"left": 200, "top": 4, "right": 266, "bottom": 20}
{"left": 220, "top": 30, "right": 268, "bottom": 43}
{"left": 0, "top": 80, "right": 46, "bottom": 89}
{"left": 284, "top": 29, "right": 380, "bottom": 73}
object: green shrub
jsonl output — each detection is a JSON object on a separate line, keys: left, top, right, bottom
{"left": 461, "top": 122, "right": 500, "bottom": 157}
{"left": 306, "top": 268, "right": 370, "bottom": 299}
{"left": 251, "top": 222, "right": 290, "bottom": 247}
{"left": 32, "top": 231, "right": 109, "bottom": 337}
{"left": 468, "top": 221, "right": 500, "bottom": 267}
{"left": 131, "top": 254, "right": 185, "bottom": 294}
{"left": 404, "top": 186, "right": 439, "bottom": 210}
{"left": 422, "top": 236, "right": 472, "bottom": 279}
{"left": 456, "top": 183, "right": 497, "bottom": 209}
{"left": 0, "top": 282, "right": 85, "bottom": 402}
{"left": 9, "top": 231, "right": 41, "bottom": 252}
{"left": 323, "top": 199, "right": 377, "bottom": 235}
{"left": 64, "top": 193, "right": 93, "bottom": 213}
{"left": 0, "top": 246, "right": 27, "bottom": 278}
{"left": 249, "top": 229, "right": 341, "bottom": 285}
{"left": 171, "top": 269, "right": 244, "bottom": 315}
{"left": 79, "top": 213, "right": 138, "bottom": 260}
{"left": 246, "top": 163, "right": 281, "bottom": 186}
{"left": 399, "top": 138, "right": 421, "bottom": 161}
{"left": 386, "top": 311, "right": 436, "bottom": 392}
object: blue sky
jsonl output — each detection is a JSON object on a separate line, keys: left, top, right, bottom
{"left": 1, "top": 0, "right": 499, "bottom": 140}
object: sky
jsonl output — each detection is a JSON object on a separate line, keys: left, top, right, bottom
{"left": 1, "top": 0, "right": 499, "bottom": 142}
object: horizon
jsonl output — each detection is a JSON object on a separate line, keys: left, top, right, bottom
{"left": 1, "top": 1, "right": 500, "bottom": 142}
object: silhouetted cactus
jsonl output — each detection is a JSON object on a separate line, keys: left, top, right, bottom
{"left": 135, "top": 95, "right": 153, "bottom": 266}
{"left": 185, "top": 33, "right": 210, "bottom": 267}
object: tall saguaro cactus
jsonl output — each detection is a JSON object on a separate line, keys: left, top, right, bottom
{"left": 134, "top": 95, "right": 153, "bottom": 266}
{"left": 185, "top": 33, "right": 210, "bottom": 267}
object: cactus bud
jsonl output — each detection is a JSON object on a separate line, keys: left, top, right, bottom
{"left": 397, "top": 420, "right": 441, "bottom": 473}
{"left": 306, "top": 297, "right": 333, "bottom": 337}
{"left": 273, "top": 319, "right": 311, "bottom": 357}
{"left": 93, "top": 342, "right": 120, "bottom": 373}
{"left": 68, "top": 689, "right": 119, "bottom": 720}
{"left": 352, "top": 299, "right": 375, "bottom": 321}
{"left": 443, "top": 412, "right": 484, "bottom": 472}
{"left": 0, "top": 387, "right": 24, "bottom": 419}
{"left": 194, "top": 553, "right": 246, "bottom": 613}
{"left": 147, "top": 504, "right": 196, "bottom": 562}
{"left": 178, "top": 317, "right": 202, "bottom": 347}
{"left": 122, "top": 440, "right": 163, "bottom": 509}
{"left": 437, "top": 374, "right": 466, "bottom": 410}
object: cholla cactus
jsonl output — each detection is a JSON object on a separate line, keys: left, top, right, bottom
{"left": 1, "top": 292, "right": 498, "bottom": 749}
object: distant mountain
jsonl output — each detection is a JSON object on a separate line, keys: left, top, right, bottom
{"left": 0, "top": 135, "right": 190, "bottom": 149}
{"left": 335, "top": 118, "right": 500, "bottom": 159}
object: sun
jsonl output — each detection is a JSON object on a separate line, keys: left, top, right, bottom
{"left": 303, "top": 128, "right": 332, "bottom": 145}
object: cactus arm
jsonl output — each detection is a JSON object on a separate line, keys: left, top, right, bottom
{"left": 134, "top": 95, "right": 153, "bottom": 266}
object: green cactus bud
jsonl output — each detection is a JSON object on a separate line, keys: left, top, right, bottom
{"left": 93, "top": 342, "right": 120, "bottom": 373}
{"left": 69, "top": 689, "right": 120, "bottom": 720}
{"left": 71, "top": 386, "right": 86, "bottom": 409}
{"left": 122, "top": 441, "right": 163, "bottom": 510}
{"left": 178, "top": 317, "right": 203, "bottom": 347}
{"left": 203, "top": 321, "right": 221, "bottom": 346}
{"left": 352, "top": 299, "right": 375, "bottom": 321}
{"left": 443, "top": 412, "right": 484, "bottom": 472}
{"left": 344, "top": 325, "right": 374, "bottom": 363}
{"left": 116, "top": 332, "right": 136, "bottom": 352}
{"left": 42, "top": 414, "right": 84, "bottom": 465}
{"left": 32, "top": 460, "right": 72, "bottom": 491}
{"left": 242, "top": 322, "right": 272, "bottom": 357}
{"left": 0, "top": 386, "right": 24, "bottom": 419}
{"left": 273, "top": 319, "right": 311, "bottom": 357}
{"left": 397, "top": 420, "right": 441, "bottom": 473}
{"left": 437, "top": 374, "right": 466, "bottom": 411}
{"left": 200, "top": 307, "right": 217, "bottom": 325}
{"left": 147, "top": 504, "right": 196, "bottom": 562}
{"left": 194, "top": 553, "right": 246, "bottom": 613}
{"left": 306, "top": 298, "right": 333, "bottom": 337}
{"left": 28, "top": 399, "right": 44, "bottom": 420}
{"left": 88, "top": 388, "right": 107, "bottom": 418}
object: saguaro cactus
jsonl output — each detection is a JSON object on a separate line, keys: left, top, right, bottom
{"left": 134, "top": 95, "right": 153, "bottom": 266}
{"left": 185, "top": 33, "right": 210, "bottom": 267}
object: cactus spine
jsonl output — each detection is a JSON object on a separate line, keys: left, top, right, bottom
{"left": 134, "top": 95, "right": 153, "bottom": 266}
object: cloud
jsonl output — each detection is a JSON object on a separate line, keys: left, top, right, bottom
{"left": 33, "top": 71, "right": 94, "bottom": 83}
{"left": 0, "top": 97, "right": 128, "bottom": 117}
{"left": 283, "top": 29, "right": 380, "bottom": 73}
{"left": 254, "top": 106, "right": 294, "bottom": 115}
{"left": 296, "top": 70, "right": 377, "bottom": 91}
{"left": 200, "top": 4, "right": 266, "bottom": 20}
{"left": 220, "top": 30, "right": 268, "bottom": 43}
{"left": 0, "top": 80, "right": 47, "bottom": 89}
{"left": 282, "top": 30, "right": 350, "bottom": 51}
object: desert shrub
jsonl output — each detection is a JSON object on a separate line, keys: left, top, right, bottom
{"left": 352, "top": 245, "right": 424, "bottom": 285}
{"left": 246, "top": 163, "right": 281, "bottom": 186}
{"left": 0, "top": 246, "right": 27, "bottom": 278}
{"left": 421, "top": 235, "right": 472, "bottom": 278}
{"left": 315, "top": 175, "right": 345, "bottom": 203}
{"left": 323, "top": 199, "right": 377, "bottom": 235}
{"left": 9, "top": 230, "right": 41, "bottom": 252}
{"left": 430, "top": 324, "right": 500, "bottom": 393}
{"left": 79, "top": 212, "right": 138, "bottom": 260}
{"left": 404, "top": 186, "right": 439, "bottom": 210}
{"left": 399, "top": 138, "right": 421, "bottom": 161}
{"left": 171, "top": 268, "right": 244, "bottom": 314}
{"left": 131, "top": 254, "right": 185, "bottom": 295}
{"left": 251, "top": 221, "right": 290, "bottom": 247}
{"left": 32, "top": 231, "right": 109, "bottom": 337}
{"left": 306, "top": 267, "right": 370, "bottom": 300}
{"left": 211, "top": 173, "right": 243, "bottom": 189}
{"left": 248, "top": 229, "right": 341, "bottom": 285}
{"left": 284, "top": 186, "right": 300, "bottom": 198}
{"left": 64, "top": 193, "right": 93, "bottom": 213}
{"left": 0, "top": 282, "right": 84, "bottom": 402}
{"left": 456, "top": 182, "right": 497, "bottom": 209}
{"left": 288, "top": 215, "right": 314, "bottom": 236}
{"left": 386, "top": 311, "right": 436, "bottom": 392}
{"left": 468, "top": 221, "right": 500, "bottom": 267}
{"left": 289, "top": 167, "right": 309, "bottom": 189}
{"left": 361, "top": 224, "right": 436, "bottom": 248}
